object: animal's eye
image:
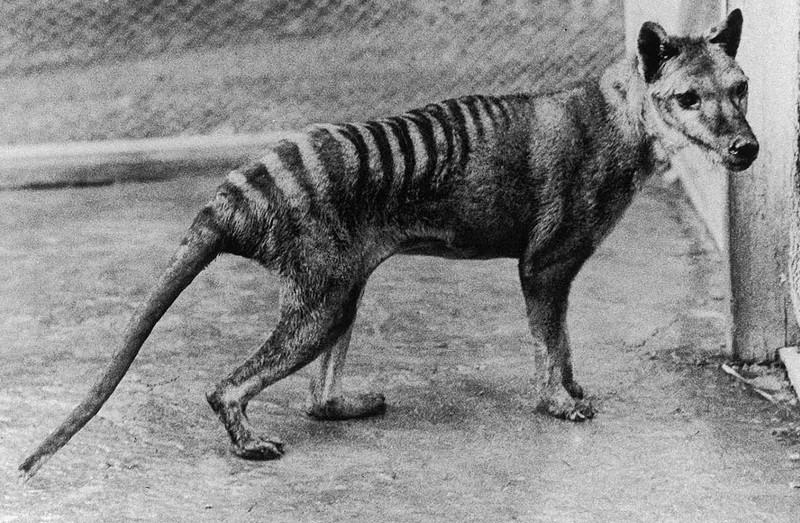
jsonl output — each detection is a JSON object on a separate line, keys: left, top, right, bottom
{"left": 732, "top": 82, "right": 748, "bottom": 98}
{"left": 675, "top": 90, "right": 700, "bottom": 109}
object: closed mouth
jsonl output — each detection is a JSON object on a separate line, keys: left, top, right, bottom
{"left": 723, "top": 155, "right": 756, "bottom": 172}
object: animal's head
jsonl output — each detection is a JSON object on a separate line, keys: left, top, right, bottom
{"left": 637, "top": 9, "right": 758, "bottom": 171}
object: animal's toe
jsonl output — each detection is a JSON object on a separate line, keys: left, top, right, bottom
{"left": 539, "top": 386, "right": 596, "bottom": 422}
{"left": 565, "top": 400, "right": 596, "bottom": 422}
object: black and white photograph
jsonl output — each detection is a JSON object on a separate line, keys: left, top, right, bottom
{"left": 2, "top": 0, "right": 799, "bottom": 520}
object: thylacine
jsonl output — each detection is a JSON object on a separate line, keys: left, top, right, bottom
{"left": 21, "top": 10, "right": 757, "bottom": 478}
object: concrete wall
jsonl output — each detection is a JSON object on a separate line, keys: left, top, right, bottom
{"left": 726, "top": 0, "right": 800, "bottom": 360}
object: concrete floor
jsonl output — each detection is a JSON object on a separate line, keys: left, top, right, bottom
{"left": 1, "top": 175, "right": 799, "bottom": 521}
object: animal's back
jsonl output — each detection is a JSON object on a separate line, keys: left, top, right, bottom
{"left": 216, "top": 82, "right": 642, "bottom": 269}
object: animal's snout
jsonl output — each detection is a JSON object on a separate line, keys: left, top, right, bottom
{"left": 724, "top": 135, "right": 759, "bottom": 171}
{"left": 728, "top": 136, "right": 759, "bottom": 163}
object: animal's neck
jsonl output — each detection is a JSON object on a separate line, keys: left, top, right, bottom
{"left": 599, "top": 58, "right": 666, "bottom": 178}
{"left": 599, "top": 58, "right": 647, "bottom": 140}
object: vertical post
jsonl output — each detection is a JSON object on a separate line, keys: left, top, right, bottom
{"left": 725, "top": 0, "right": 800, "bottom": 361}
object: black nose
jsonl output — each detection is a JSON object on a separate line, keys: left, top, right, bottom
{"left": 729, "top": 137, "right": 759, "bottom": 161}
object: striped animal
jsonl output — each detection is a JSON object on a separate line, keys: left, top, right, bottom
{"left": 21, "top": 9, "right": 757, "bottom": 478}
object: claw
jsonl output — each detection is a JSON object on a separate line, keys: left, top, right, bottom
{"left": 539, "top": 386, "right": 596, "bottom": 422}
{"left": 568, "top": 410, "right": 586, "bottom": 422}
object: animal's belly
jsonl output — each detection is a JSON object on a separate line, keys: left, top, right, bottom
{"left": 396, "top": 237, "right": 521, "bottom": 260}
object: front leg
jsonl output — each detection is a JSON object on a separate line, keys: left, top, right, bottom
{"left": 519, "top": 261, "right": 595, "bottom": 421}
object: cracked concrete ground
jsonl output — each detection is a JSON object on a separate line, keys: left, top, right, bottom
{"left": 1, "top": 174, "right": 799, "bottom": 521}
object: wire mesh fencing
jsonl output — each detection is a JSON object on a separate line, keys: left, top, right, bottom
{"left": 0, "top": 0, "right": 624, "bottom": 145}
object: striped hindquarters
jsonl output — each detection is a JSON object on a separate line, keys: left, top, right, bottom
{"left": 220, "top": 94, "right": 527, "bottom": 242}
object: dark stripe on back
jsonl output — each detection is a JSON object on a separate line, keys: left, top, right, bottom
{"left": 308, "top": 127, "right": 351, "bottom": 220}
{"left": 475, "top": 96, "right": 498, "bottom": 127}
{"left": 464, "top": 96, "right": 486, "bottom": 140}
{"left": 363, "top": 121, "right": 395, "bottom": 209}
{"left": 385, "top": 116, "right": 416, "bottom": 204}
{"left": 241, "top": 163, "right": 282, "bottom": 205}
{"left": 425, "top": 103, "right": 453, "bottom": 182}
{"left": 338, "top": 123, "right": 372, "bottom": 214}
{"left": 442, "top": 99, "right": 470, "bottom": 173}
{"left": 490, "top": 97, "right": 512, "bottom": 127}
{"left": 218, "top": 178, "right": 248, "bottom": 211}
{"left": 273, "top": 140, "right": 319, "bottom": 216}
{"left": 238, "top": 162, "right": 300, "bottom": 258}
{"left": 405, "top": 110, "right": 437, "bottom": 196}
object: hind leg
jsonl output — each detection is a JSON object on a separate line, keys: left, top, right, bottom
{"left": 305, "top": 287, "right": 386, "bottom": 420}
{"left": 206, "top": 278, "right": 363, "bottom": 460}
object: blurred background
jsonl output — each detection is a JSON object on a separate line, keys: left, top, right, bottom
{"left": 0, "top": 0, "right": 623, "bottom": 146}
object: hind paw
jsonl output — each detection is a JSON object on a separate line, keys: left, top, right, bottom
{"left": 231, "top": 435, "right": 285, "bottom": 461}
{"left": 306, "top": 392, "right": 386, "bottom": 421}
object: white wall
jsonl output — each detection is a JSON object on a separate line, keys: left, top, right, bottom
{"left": 726, "top": 0, "right": 800, "bottom": 360}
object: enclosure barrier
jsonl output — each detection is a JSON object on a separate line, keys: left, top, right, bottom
{"left": 0, "top": 0, "right": 624, "bottom": 187}
{"left": 0, "top": 0, "right": 623, "bottom": 145}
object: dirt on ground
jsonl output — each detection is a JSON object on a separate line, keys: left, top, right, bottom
{"left": 1, "top": 174, "right": 800, "bottom": 521}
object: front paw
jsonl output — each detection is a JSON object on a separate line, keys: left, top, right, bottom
{"left": 538, "top": 387, "right": 595, "bottom": 421}
{"left": 231, "top": 435, "right": 285, "bottom": 460}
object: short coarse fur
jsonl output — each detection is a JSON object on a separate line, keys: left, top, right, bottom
{"left": 20, "top": 10, "right": 757, "bottom": 479}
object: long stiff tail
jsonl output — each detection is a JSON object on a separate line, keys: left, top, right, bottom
{"left": 19, "top": 217, "right": 223, "bottom": 481}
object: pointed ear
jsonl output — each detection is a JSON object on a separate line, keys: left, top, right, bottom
{"left": 706, "top": 9, "right": 743, "bottom": 58}
{"left": 637, "top": 21, "right": 678, "bottom": 83}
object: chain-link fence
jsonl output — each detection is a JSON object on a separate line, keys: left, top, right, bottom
{"left": 0, "top": 0, "right": 623, "bottom": 145}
